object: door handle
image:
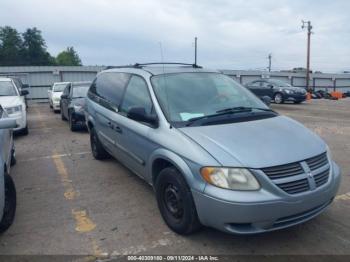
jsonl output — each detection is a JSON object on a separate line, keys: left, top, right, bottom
{"left": 115, "top": 126, "right": 123, "bottom": 134}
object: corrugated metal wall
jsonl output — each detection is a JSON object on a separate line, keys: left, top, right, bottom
{"left": 0, "top": 66, "right": 104, "bottom": 100}
{"left": 0, "top": 66, "right": 349, "bottom": 101}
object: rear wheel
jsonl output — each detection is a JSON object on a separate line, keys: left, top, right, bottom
{"left": 90, "top": 127, "right": 110, "bottom": 160}
{"left": 155, "top": 167, "right": 201, "bottom": 235}
{"left": 274, "top": 93, "right": 284, "bottom": 104}
{"left": 0, "top": 174, "right": 16, "bottom": 233}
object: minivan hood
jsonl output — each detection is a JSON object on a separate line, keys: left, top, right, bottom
{"left": 0, "top": 96, "right": 23, "bottom": 108}
{"left": 179, "top": 116, "right": 326, "bottom": 168}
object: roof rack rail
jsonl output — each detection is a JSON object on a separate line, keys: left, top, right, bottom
{"left": 134, "top": 62, "right": 202, "bottom": 68}
{"left": 105, "top": 65, "right": 141, "bottom": 70}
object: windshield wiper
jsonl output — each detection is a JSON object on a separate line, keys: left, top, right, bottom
{"left": 216, "top": 106, "right": 274, "bottom": 114}
{"left": 185, "top": 107, "right": 275, "bottom": 127}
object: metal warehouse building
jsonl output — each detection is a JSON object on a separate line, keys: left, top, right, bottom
{"left": 0, "top": 66, "right": 104, "bottom": 100}
{"left": 0, "top": 66, "right": 349, "bottom": 101}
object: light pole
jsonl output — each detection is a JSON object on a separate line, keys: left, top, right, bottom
{"left": 302, "top": 20, "right": 313, "bottom": 92}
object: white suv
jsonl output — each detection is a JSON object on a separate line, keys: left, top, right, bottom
{"left": 48, "top": 82, "right": 70, "bottom": 112}
{"left": 0, "top": 77, "right": 28, "bottom": 135}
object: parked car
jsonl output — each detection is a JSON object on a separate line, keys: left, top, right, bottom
{"left": 48, "top": 82, "right": 70, "bottom": 112}
{"left": 60, "top": 81, "right": 91, "bottom": 131}
{"left": 0, "top": 77, "right": 29, "bottom": 135}
{"left": 245, "top": 79, "right": 307, "bottom": 104}
{"left": 11, "top": 78, "right": 29, "bottom": 108}
{"left": 85, "top": 63, "right": 340, "bottom": 235}
{"left": 0, "top": 106, "right": 17, "bottom": 233}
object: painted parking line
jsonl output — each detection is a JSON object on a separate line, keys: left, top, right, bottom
{"left": 52, "top": 152, "right": 106, "bottom": 257}
{"left": 18, "top": 151, "right": 91, "bottom": 163}
{"left": 335, "top": 192, "right": 350, "bottom": 201}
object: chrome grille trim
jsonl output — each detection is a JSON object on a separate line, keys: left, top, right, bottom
{"left": 305, "top": 152, "right": 328, "bottom": 171}
{"left": 262, "top": 152, "right": 330, "bottom": 195}
{"left": 262, "top": 162, "right": 304, "bottom": 179}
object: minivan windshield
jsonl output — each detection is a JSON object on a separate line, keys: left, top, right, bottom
{"left": 0, "top": 81, "right": 18, "bottom": 96}
{"left": 53, "top": 83, "right": 69, "bottom": 92}
{"left": 151, "top": 73, "right": 271, "bottom": 124}
{"left": 72, "top": 84, "right": 90, "bottom": 98}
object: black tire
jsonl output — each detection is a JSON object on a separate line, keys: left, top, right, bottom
{"left": 21, "top": 125, "right": 29, "bottom": 136}
{"left": 274, "top": 92, "right": 284, "bottom": 104}
{"left": 69, "top": 112, "right": 78, "bottom": 132}
{"left": 155, "top": 167, "right": 201, "bottom": 235}
{"left": 90, "top": 127, "right": 110, "bottom": 160}
{"left": 61, "top": 107, "right": 67, "bottom": 121}
{"left": 0, "top": 174, "right": 16, "bottom": 233}
{"left": 10, "top": 148, "right": 16, "bottom": 167}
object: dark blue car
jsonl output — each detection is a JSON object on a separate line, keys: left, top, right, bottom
{"left": 245, "top": 79, "right": 307, "bottom": 104}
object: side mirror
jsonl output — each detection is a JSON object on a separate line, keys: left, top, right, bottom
{"left": 20, "top": 90, "right": 29, "bottom": 96}
{"left": 61, "top": 94, "right": 68, "bottom": 99}
{"left": 0, "top": 118, "right": 17, "bottom": 129}
{"left": 261, "top": 96, "right": 271, "bottom": 106}
{"left": 127, "top": 107, "right": 158, "bottom": 127}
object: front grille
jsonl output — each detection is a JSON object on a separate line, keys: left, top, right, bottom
{"left": 262, "top": 152, "right": 330, "bottom": 195}
{"left": 277, "top": 178, "right": 310, "bottom": 194}
{"left": 314, "top": 168, "right": 330, "bottom": 187}
{"left": 262, "top": 162, "right": 304, "bottom": 179}
{"left": 305, "top": 152, "right": 328, "bottom": 171}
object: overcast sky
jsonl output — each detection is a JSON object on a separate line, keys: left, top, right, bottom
{"left": 1, "top": 0, "right": 349, "bottom": 72}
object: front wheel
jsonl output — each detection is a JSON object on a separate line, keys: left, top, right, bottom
{"left": 0, "top": 174, "right": 16, "bottom": 233}
{"left": 69, "top": 112, "right": 78, "bottom": 132}
{"left": 90, "top": 127, "right": 110, "bottom": 160}
{"left": 61, "top": 107, "right": 67, "bottom": 121}
{"left": 274, "top": 93, "right": 284, "bottom": 104}
{"left": 155, "top": 167, "right": 201, "bottom": 235}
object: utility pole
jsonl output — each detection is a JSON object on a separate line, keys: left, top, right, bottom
{"left": 268, "top": 53, "right": 272, "bottom": 72}
{"left": 302, "top": 20, "right": 313, "bottom": 92}
{"left": 194, "top": 37, "right": 198, "bottom": 66}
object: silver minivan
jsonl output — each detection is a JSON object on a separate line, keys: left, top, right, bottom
{"left": 85, "top": 64, "right": 341, "bottom": 235}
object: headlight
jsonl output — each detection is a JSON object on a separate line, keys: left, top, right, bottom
{"left": 6, "top": 105, "right": 22, "bottom": 115}
{"left": 200, "top": 167, "right": 260, "bottom": 191}
{"left": 73, "top": 105, "right": 84, "bottom": 112}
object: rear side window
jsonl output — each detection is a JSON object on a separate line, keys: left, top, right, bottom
{"left": 93, "top": 72, "right": 130, "bottom": 107}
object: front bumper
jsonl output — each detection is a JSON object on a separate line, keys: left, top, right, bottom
{"left": 52, "top": 101, "right": 60, "bottom": 110}
{"left": 284, "top": 93, "right": 307, "bottom": 102}
{"left": 192, "top": 161, "right": 341, "bottom": 234}
{"left": 9, "top": 112, "right": 27, "bottom": 131}
{"left": 71, "top": 111, "right": 86, "bottom": 126}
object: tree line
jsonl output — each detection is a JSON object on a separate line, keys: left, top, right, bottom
{"left": 0, "top": 26, "right": 82, "bottom": 66}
